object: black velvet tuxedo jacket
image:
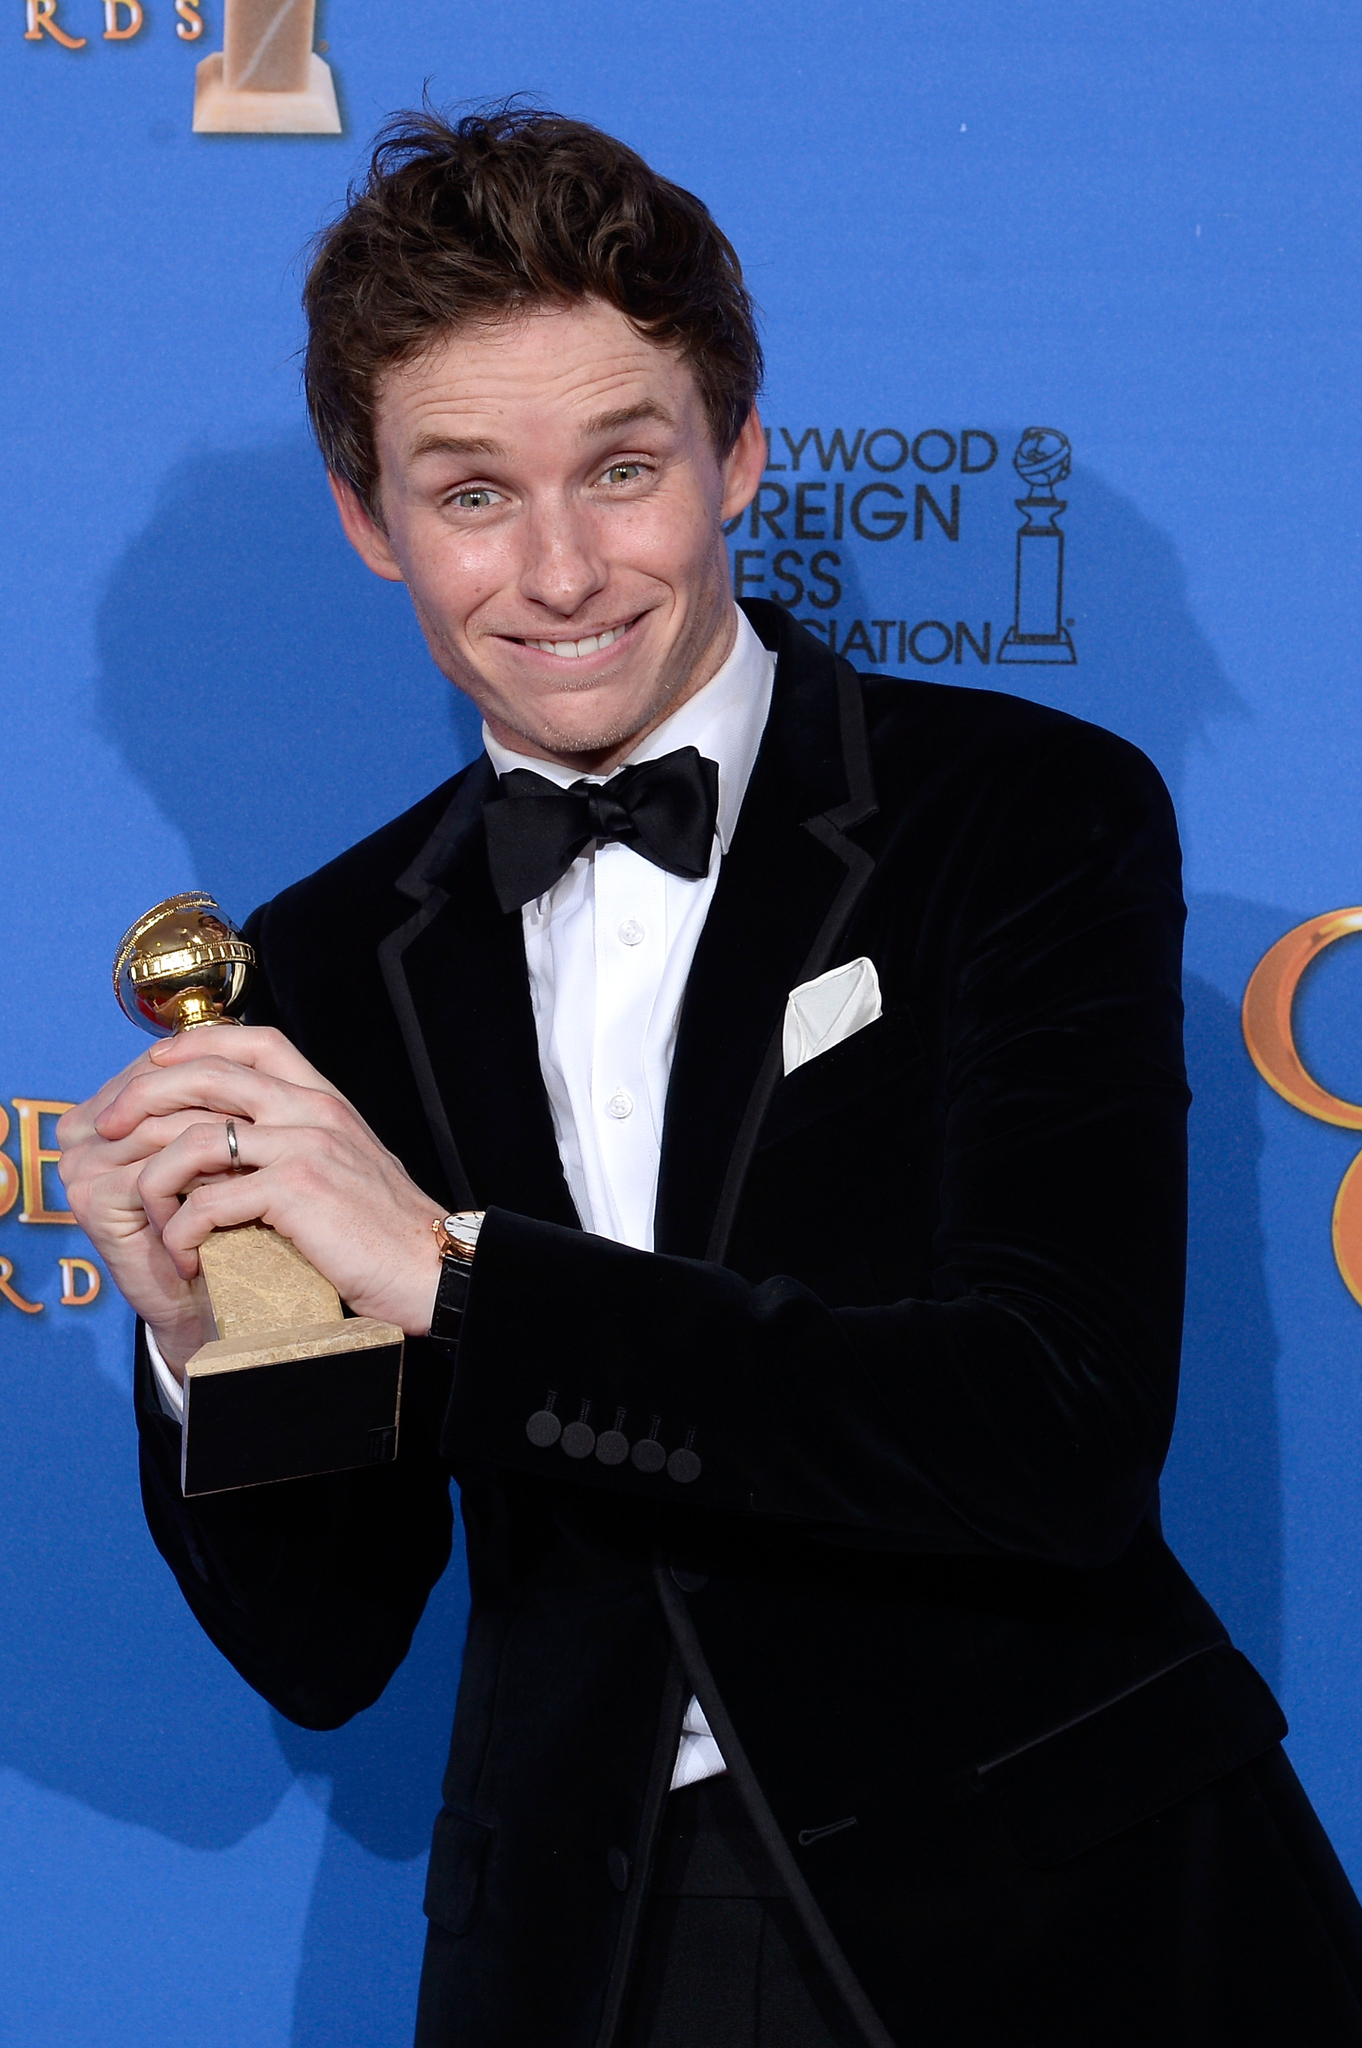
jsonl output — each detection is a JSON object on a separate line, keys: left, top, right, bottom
{"left": 135, "top": 601, "right": 1285, "bottom": 2047}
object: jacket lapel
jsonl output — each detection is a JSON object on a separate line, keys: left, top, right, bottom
{"left": 378, "top": 755, "right": 579, "bottom": 1229}
{"left": 655, "top": 603, "right": 879, "bottom": 1263}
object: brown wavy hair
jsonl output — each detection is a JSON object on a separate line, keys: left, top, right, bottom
{"left": 303, "top": 104, "right": 763, "bottom": 517}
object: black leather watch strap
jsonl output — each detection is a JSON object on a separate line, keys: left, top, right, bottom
{"left": 429, "top": 1255, "right": 472, "bottom": 1344}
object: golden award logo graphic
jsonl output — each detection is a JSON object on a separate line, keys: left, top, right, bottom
{"left": 0, "top": 1095, "right": 102, "bottom": 1318}
{"left": 194, "top": 0, "right": 340, "bottom": 133}
{"left": 1244, "top": 910, "right": 1362, "bottom": 1305}
{"left": 23, "top": 0, "right": 342, "bottom": 134}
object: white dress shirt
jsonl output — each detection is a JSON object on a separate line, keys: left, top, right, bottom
{"left": 150, "top": 605, "right": 776, "bottom": 1793}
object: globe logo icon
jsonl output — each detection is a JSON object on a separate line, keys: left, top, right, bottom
{"left": 1013, "top": 426, "right": 1072, "bottom": 494}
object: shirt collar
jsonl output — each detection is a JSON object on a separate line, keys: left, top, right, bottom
{"left": 481, "top": 607, "right": 775, "bottom": 857}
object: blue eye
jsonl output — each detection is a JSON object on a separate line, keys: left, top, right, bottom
{"left": 452, "top": 489, "right": 496, "bottom": 510}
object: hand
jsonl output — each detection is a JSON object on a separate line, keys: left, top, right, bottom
{"left": 58, "top": 1050, "right": 216, "bottom": 1371}
{"left": 62, "top": 1027, "right": 446, "bottom": 1375}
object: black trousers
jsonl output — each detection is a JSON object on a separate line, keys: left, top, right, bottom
{"left": 619, "top": 1775, "right": 862, "bottom": 2048}
{"left": 619, "top": 1751, "right": 1362, "bottom": 2048}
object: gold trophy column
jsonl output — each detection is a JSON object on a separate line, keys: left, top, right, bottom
{"left": 193, "top": 0, "right": 341, "bottom": 134}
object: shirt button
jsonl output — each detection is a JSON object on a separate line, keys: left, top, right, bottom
{"left": 606, "top": 1090, "right": 634, "bottom": 1120}
{"left": 618, "top": 918, "right": 645, "bottom": 946}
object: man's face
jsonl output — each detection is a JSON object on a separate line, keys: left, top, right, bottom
{"left": 331, "top": 298, "right": 766, "bottom": 771}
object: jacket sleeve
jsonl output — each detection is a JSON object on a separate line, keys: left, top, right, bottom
{"left": 135, "top": 1327, "right": 455, "bottom": 1729}
{"left": 444, "top": 728, "right": 1191, "bottom": 1571}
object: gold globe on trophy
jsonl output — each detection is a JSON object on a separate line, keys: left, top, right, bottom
{"left": 113, "top": 894, "right": 403, "bottom": 1497}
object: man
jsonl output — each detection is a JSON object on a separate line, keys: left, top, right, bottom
{"left": 60, "top": 108, "right": 1362, "bottom": 2045}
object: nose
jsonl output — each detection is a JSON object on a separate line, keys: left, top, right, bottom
{"left": 516, "top": 492, "right": 608, "bottom": 619}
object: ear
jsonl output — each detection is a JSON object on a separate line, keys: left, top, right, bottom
{"left": 719, "top": 407, "right": 768, "bottom": 525}
{"left": 328, "top": 472, "right": 406, "bottom": 583}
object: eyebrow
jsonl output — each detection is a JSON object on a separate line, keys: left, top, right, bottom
{"left": 406, "top": 432, "right": 507, "bottom": 463}
{"left": 582, "top": 401, "right": 676, "bottom": 437}
{"left": 404, "top": 401, "right": 676, "bottom": 467}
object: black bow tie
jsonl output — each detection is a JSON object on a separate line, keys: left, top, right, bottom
{"left": 482, "top": 746, "right": 721, "bottom": 913}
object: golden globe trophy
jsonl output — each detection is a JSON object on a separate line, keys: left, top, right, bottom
{"left": 113, "top": 893, "right": 403, "bottom": 1498}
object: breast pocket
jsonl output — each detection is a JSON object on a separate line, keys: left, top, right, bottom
{"left": 423, "top": 1807, "right": 495, "bottom": 1936}
{"left": 760, "top": 1005, "right": 925, "bottom": 1152}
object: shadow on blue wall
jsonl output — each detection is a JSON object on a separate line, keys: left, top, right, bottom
{"left": 972, "top": 458, "right": 1245, "bottom": 798}
{"left": 88, "top": 436, "right": 1285, "bottom": 2037}
{"left": 0, "top": 1318, "right": 293, "bottom": 1846}
{"left": 805, "top": 456, "right": 1244, "bottom": 805}
{"left": 96, "top": 436, "right": 482, "bottom": 920}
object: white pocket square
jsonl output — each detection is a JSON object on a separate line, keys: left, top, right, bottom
{"left": 782, "top": 957, "right": 883, "bottom": 1076}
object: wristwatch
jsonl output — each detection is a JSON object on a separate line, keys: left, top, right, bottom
{"left": 429, "top": 1210, "right": 486, "bottom": 1342}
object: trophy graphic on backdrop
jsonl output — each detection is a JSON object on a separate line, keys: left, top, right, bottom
{"left": 996, "top": 427, "right": 1078, "bottom": 665}
{"left": 193, "top": 0, "right": 341, "bottom": 135}
{"left": 114, "top": 894, "right": 402, "bottom": 1497}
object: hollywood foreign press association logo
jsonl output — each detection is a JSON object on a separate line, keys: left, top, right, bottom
{"left": 729, "top": 421, "right": 1078, "bottom": 671}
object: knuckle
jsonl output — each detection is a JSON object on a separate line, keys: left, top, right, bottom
{"left": 315, "top": 1093, "right": 353, "bottom": 1135}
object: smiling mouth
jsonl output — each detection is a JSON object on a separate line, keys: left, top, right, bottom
{"left": 514, "top": 618, "right": 639, "bottom": 660}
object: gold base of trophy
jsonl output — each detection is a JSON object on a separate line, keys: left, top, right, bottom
{"left": 193, "top": 52, "right": 341, "bottom": 134}
{"left": 180, "top": 1222, "right": 403, "bottom": 1497}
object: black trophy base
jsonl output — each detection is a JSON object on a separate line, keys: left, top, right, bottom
{"left": 996, "top": 626, "right": 1077, "bottom": 665}
{"left": 180, "top": 1318, "right": 404, "bottom": 1497}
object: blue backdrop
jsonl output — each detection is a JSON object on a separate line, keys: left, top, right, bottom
{"left": 4, "top": 5, "right": 1361, "bottom": 2040}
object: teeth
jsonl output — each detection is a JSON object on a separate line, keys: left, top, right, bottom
{"left": 525, "top": 624, "right": 626, "bottom": 658}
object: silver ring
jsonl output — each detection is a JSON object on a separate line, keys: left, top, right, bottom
{"left": 225, "top": 1119, "right": 240, "bottom": 1170}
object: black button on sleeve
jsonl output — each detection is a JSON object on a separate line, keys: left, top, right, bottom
{"left": 596, "top": 1405, "right": 629, "bottom": 1465}
{"left": 526, "top": 1410, "right": 561, "bottom": 1448}
{"left": 560, "top": 1398, "right": 596, "bottom": 1459}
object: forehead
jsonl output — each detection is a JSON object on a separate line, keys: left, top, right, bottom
{"left": 373, "top": 298, "right": 702, "bottom": 454}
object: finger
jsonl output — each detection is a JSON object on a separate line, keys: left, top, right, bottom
{"left": 159, "top": 1160, "right": 302, "bottom": 1259}
{"left": 135, "top": 1115, "right": 352, "bottom": 1233}
{"left": 135, "top": 1116, "right": 257, "bottom": 1228}
{"left": 94, "top": 1055, "right": 342, "bottom": 1142}
{"left": 56, "top": 1050, "right": 160, "bottom": 1149}
{"left": 82, "top": 1164, "right": 209, "bottom": 1298}
{"left": 147, "top": 1024, "right": 339, "bottom": 1095}
{"left": 81, "top": 1106, "right": 232, "bottom": 1171}
{"left": 90, "top": 1159, "right": 208, "bottom": 1247}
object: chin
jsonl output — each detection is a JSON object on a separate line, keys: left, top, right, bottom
{"left": 535, "top": 684, "right": 662, "bottom": 754}
{"left": 538, "top": 715, "right": 645, "bottom": 758}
